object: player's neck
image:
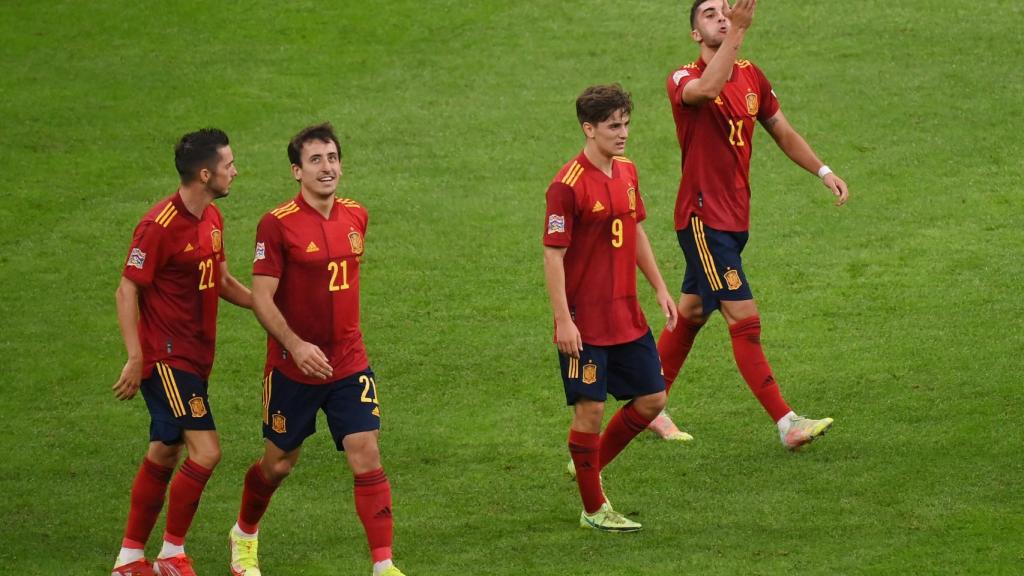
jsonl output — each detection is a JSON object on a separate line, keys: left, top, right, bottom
{"left": 582, "top": 146, "right": 614, "bottom": 178}
{"left": 700, "top": 44, "right": 720, "bottom": 64}
{"left": 177, "top": 184, "right": 213, "bottom": 219}
{"left": 300, "top": 189, "right": 336, "bottom": 218}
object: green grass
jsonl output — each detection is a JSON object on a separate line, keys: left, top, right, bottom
{"left": 1, "top": 1, "right": 1022, "bottom": 574}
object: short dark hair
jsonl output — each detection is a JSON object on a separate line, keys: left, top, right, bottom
{"left": 287, "top": 122, "right": 342, "bottom": 166}
{"left": 174, "top": 128, "right": 229, "bottom": 183}
{"left": 575, "top": 84, "right": 633, "bottom": 126}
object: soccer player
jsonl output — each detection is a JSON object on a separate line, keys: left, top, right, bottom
{"left": 111, "top": 128, "right": 252, "bottom": 576}
{"left": 651, "top": 0, "right": 850, "bottom": 448}
{"left": 227, "top": 123, "right": 405, "bottom": 576}
{"left": 544, "top": 84, "right": 679, "bottom": 532}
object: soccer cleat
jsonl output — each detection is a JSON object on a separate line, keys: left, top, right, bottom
{"left": 647, "top": 410, "right": 694, "bottom": 442}
{"left": 153, "top": 554, "right": 196, "bottom": 576}
{"left": 112, "top": 559, "right": 155, "bottom": 576}
{"left": 229, "top": 529, "right": 262, "bottom": 576}
{"left": 579, "top": 502, "right": 642, "bottom": 533}
{"left": 782, "top": 415, "right": 834, "bottom": 450}
{"left": 378, "top": 566, "right": 407, "bottom": 576}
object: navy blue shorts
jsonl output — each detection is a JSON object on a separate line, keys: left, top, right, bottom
{"left": 558, "top": 329, "right": 665, "bottom": 405}
{"left": 140, "top": 362, "right": 216, "bottom": 445}
{"left": 678, "top": 215, "right": 754, "bottom": 313}
{"left": 262, "top": 368, "right": 381, "bottom": 452}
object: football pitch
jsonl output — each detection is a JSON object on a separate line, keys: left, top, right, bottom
{"left": 1, "top": 1, "right": 1021, "bottom": 574}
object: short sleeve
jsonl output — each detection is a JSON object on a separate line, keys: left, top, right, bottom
{"left": 252, "top": 213, "right": 285, "bottom": 278}
{"left": 123, "top": 221, "right": 168, "bottom": 287}
{"left": 667, "top": 67, "right": 701, "bottom": 106}
{"left": 542, "top": 181, "right": 576, "bottom": 247}
{"left": 755, "top": 66, "right": 780, "bottom": 121}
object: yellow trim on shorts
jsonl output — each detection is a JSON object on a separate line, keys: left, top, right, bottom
{"left": 691, "top": 216, "right": 723, "bottom": 291}
{"left": 156, "top": 362, "right": 186, "bottom": 418}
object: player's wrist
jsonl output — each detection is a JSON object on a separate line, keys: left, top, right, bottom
{"left": 817, "top": 165, "right": 833, "bottom": 179}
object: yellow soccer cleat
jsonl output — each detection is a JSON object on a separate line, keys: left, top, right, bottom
{"left": 782, "top": 415, "right": 834, "bottom": 450}
{"left": 648, "top": 410, "right": 694, "bottom": 442}
{"left": 579, "top": 502, "right": 642, "bottom": 533}
{"left": 229, "top": 528, "right": 262, "bottom": 576}
{"left": 378, "top": 566, "right": 407, "bottom": 576}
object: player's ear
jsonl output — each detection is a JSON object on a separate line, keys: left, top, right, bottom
{"left": 691, "top": 29, "right": 702, "bottom": 43}
{"left": 291, "top": 163, "right": 302, "bottom": 182}
{"left": 198, "top": 167, "right": 211, "bottom": 185}
{"left": 581, "top": 121, "right": 596, "bottom": 139}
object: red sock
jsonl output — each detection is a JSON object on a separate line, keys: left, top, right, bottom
{"left": 237, "top": 460, "right": 280, "bottom": 534}
{"left": 122, "top": 458, "right": 174, "bottom": 548}
{"left": 568, "top": 429, "right": 604, "bottom": 514}
{"left": 599, "top": 402, "right": 654, "bottom": 469}
{"left": 657, "top": 316, "right": 703, "bottom": 395}
{"left": 354, "top": 468, "right": 393, "bottom": 563}
{"left": 729, "top": 315, "right": 791, "bottom": 421}
{"left": 163, "top": 459, "right": 213, "bottom": 545}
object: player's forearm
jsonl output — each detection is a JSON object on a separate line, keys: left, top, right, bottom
{"left": 775, "top": 130, "right": 826, "bottom": 176}
{"left": 252, "top": 294, "right": 302, "bottom": 352}
{"left": 683, "top": 29, "right": 747, "bottom": 104}
{"left": 115, "top": 279, "right": 143, "bottom": 360}
{"left": 543, "top": 248, "right": 573, "bottom": 322}
{"left": 219, "top": 269, "right": 253, "bottom": 309}
{"left": 635, "top": 228, "right": 671, "bottom": 296}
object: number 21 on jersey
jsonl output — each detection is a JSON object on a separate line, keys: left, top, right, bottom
{"left": 327, "top": 260, "right": 349, "bottom": 291}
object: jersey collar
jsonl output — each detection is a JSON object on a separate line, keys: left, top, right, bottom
{"left": 294, "top": 191, "right": 340, "bottom": 220}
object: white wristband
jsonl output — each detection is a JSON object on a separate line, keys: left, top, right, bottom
{"left": 817, "top": 165, "right": 833, "bottom": 179}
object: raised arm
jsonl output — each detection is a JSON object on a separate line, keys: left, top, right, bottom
{"left": 682, "top": 0, "right": 757, "bottom": 106}
{"left": 761, "top": 110, "right": 849, "bottom": 206}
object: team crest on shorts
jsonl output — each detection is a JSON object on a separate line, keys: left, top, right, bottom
{"left": 348, "top": 230, "right": 364, "bottom": 255}
{"left": 188, "top": 396, "right": 208, "bottom": 418}
{"left": 582, "top": 362, "right": 598, "bottom": 385}
{"left": 745, "top": 92, "right": 759, "bottom": 116}
{"left": 724, "top": 269, "right": 743, "bottom": 290}
{"left": 211, "top": 229, "right": 222, "bottom": 253}
{"left": 272, "top": 412, "right": 287, "bottom": 433}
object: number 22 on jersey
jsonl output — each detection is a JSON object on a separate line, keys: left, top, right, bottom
{"left": 198, "top": 258, "right": 215, "bottom": 290}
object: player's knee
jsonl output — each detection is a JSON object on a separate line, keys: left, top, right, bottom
{"left": 572, "top": 401, "right": 604, "bottom": 432}
{"left": 678, "top": 302, "right": 707, "bottom": 324}
{"left": 264, "top": 458, "right": 295, "bottom": 482}
{"left": 345, "top": 437, "right": 382, "bottom": 473}
{"left": 634, "top": 391, "right": 666, "bottom": 418}
{"left": 190, "top": 446, "right": 222, "bottom": 469}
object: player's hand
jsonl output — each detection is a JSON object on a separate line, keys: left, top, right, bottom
{"left": 554, "top": 317, "right": 584, "bottom": 359}
{"left": 823, "top": 173, "right": 849, "bottom": 206}
{"left": 656, "top": 290, "right": 679, "bottom": 332}
{"left": 724, "top": 0, "right": 756, "bottom": 30}
{"left": 290, "top": 340, "right": 334, "bottom": 380}
{"left": 113, "top": 357, "right": 143, "bottom": 400}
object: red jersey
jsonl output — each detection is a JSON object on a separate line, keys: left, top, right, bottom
{"left": 122, "top": 192, "right": 225, "bottom": 380}
{"left": 543, "top": 152, "right": 648, "bottom": 346}
{"left": 667, "top": 58, "right": 780, "bottom": 232}
{"left": 253, "top": 193, "right": 369, "bottom": 385}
